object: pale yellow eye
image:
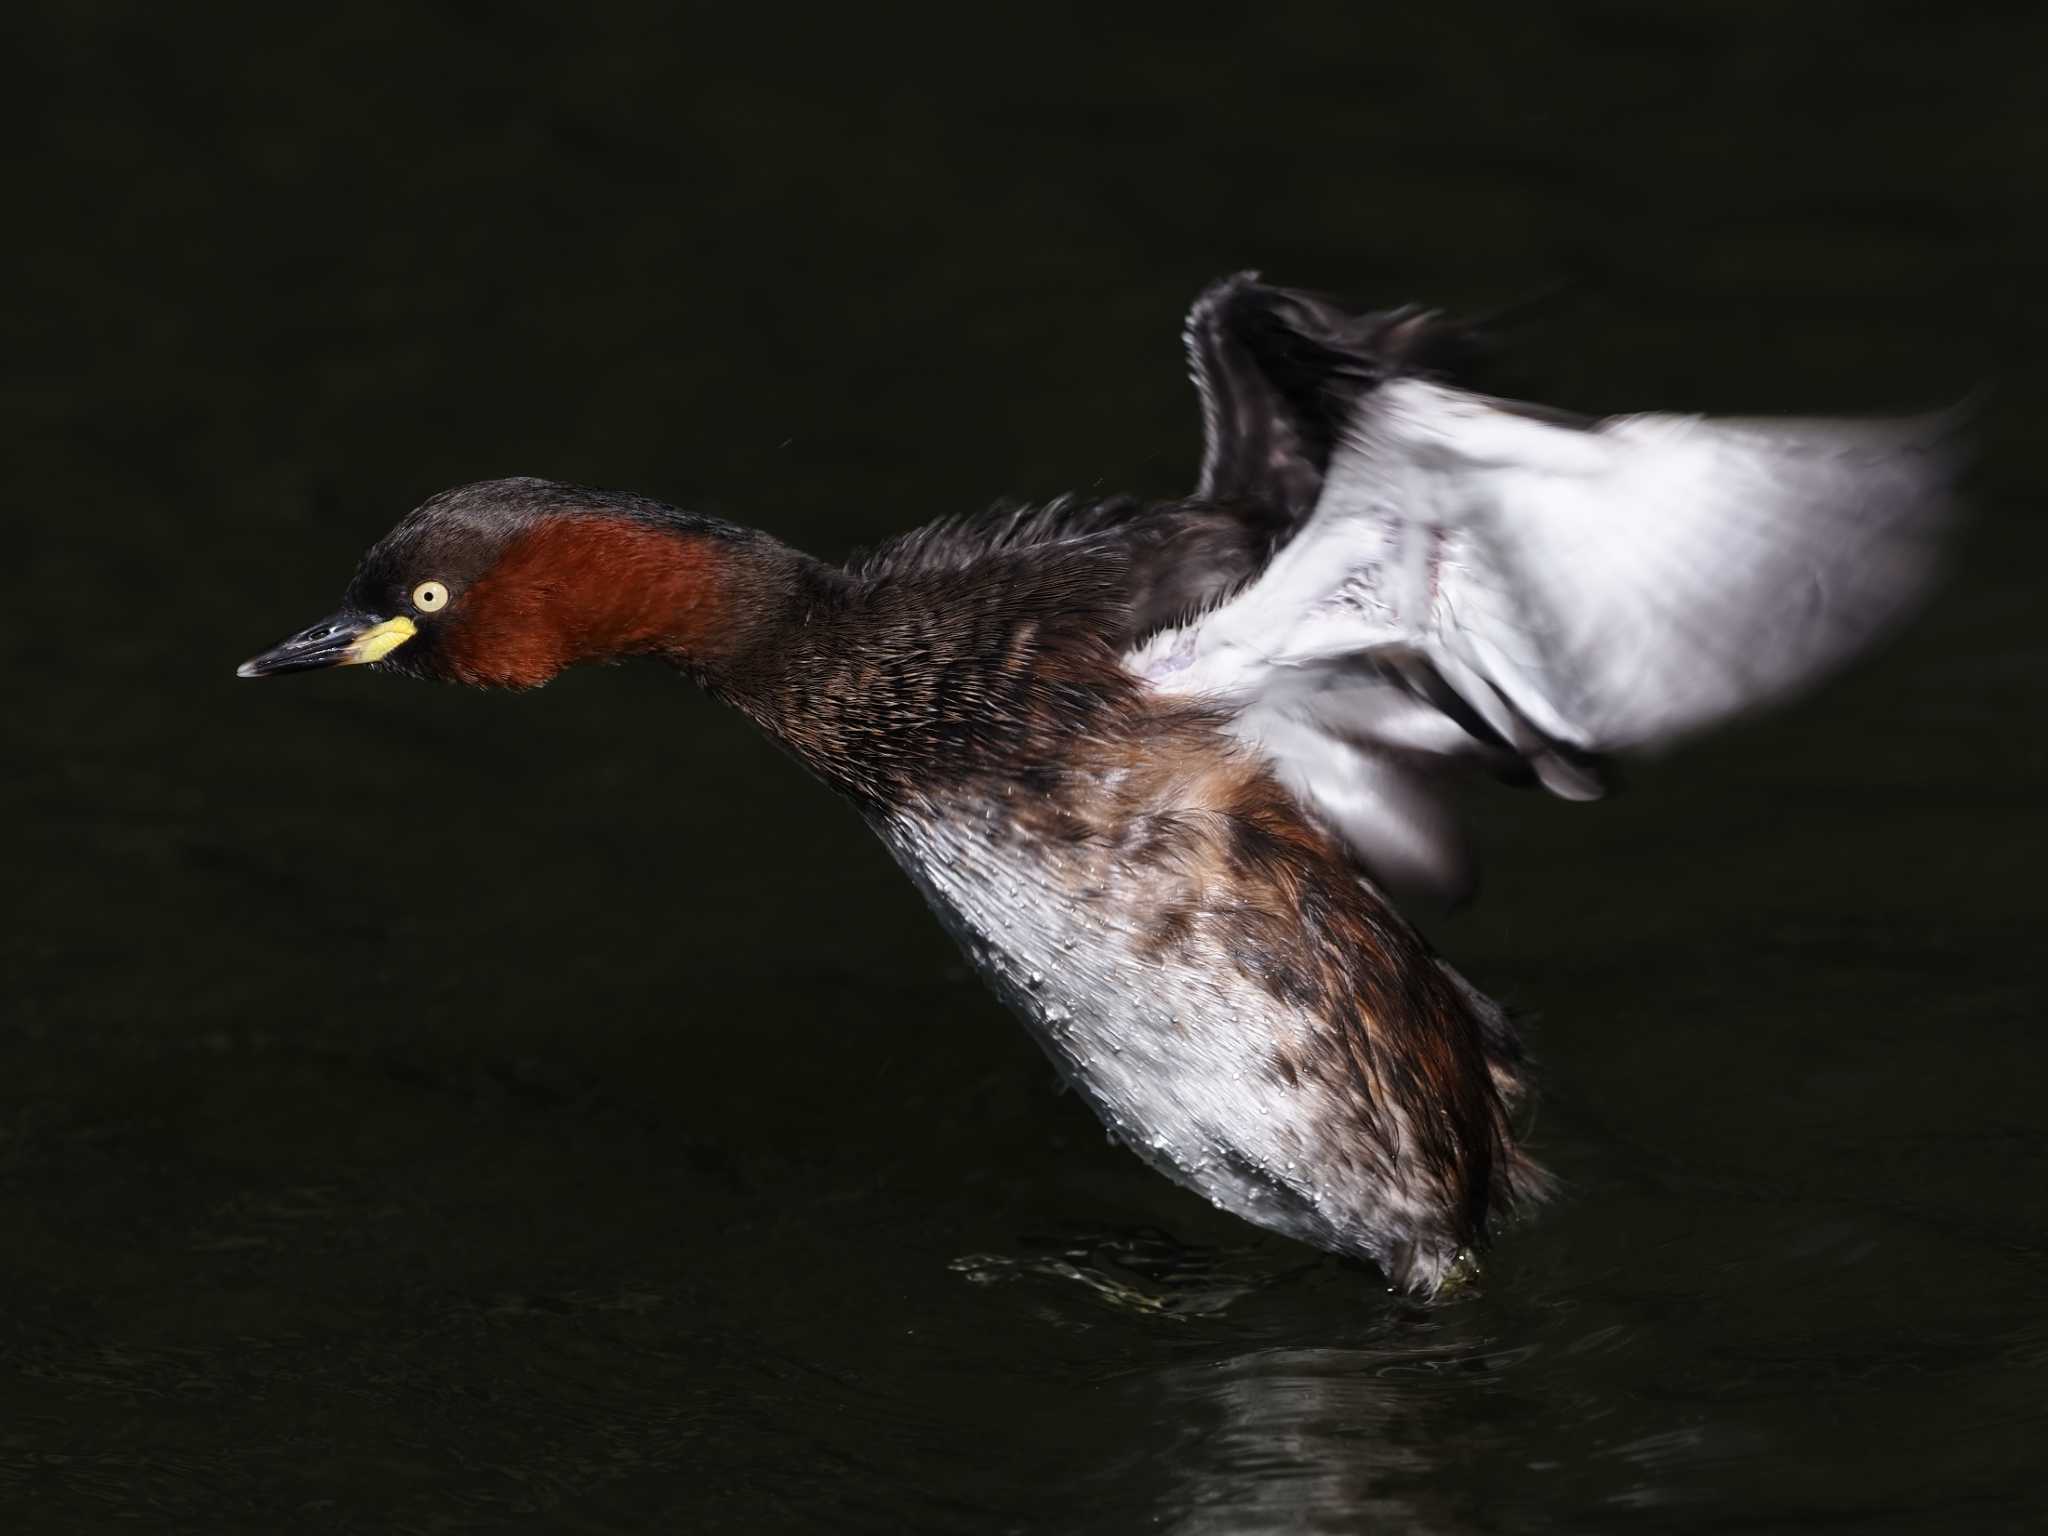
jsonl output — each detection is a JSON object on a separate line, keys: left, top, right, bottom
{"left": 411, "top": 579, "right": 450, "bottom": 613}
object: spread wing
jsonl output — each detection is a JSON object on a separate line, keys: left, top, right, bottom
{"left": 1187, "top": 272, "right": 1481, "bottom": 525}
{"left": 1138, "top": 372, "right": 1957, "bottom": 903}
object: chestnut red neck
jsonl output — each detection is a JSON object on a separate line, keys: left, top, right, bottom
{"left": 435, "top": 514, "right": 826, "bottom": 690}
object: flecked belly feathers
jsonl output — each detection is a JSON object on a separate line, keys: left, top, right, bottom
{"left": 872, "top": 704, "right": 1537, "bottom": 1293}
{"left": 879, "top": 801, "right": 1337, "bottom": 1223}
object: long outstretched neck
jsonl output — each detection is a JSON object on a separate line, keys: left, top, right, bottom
{"left": 453, "top": 507, "right": 1138, "bottom": 807}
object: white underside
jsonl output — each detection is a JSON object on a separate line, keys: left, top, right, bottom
{"left": 876, "top": 800, "right": 1421, "bottom": 1265}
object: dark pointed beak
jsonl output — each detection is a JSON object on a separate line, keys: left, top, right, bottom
{"left": 236, "top": 610, "right": 418, "bottom": 678}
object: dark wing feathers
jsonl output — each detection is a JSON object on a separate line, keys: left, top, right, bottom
{"left": 1187, "top": 271, "right": 1483, "bottom": 519}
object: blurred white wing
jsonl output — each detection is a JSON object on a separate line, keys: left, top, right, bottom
{"left": 1134, "top": 378, "right": 1956, "bottom": 900}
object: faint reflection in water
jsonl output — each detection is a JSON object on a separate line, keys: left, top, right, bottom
{"left": 1153, "top": 1344, "right": 1481, "bottom": 1535}
{"left": 950, "top": 1231, "right": 1518, "bottom": 1528}
{"left": 1146, "top": 1312, "right": 1746, "bottom": 1531}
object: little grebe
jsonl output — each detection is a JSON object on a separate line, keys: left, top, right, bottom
{"left": 240, "top": 275, "right": 1953, "bottom": 1293}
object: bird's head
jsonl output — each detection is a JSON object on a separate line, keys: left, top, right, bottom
{"left": 238, "top": 477, "right": 767, "bottom": 689}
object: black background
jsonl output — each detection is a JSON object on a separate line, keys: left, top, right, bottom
{"left": 8, "top": 3, "right": 2045, "bottom": 1530}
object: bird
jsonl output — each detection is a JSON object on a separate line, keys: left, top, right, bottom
{"left": 239, "top": 274, "right": 1955, "bottom": 1294}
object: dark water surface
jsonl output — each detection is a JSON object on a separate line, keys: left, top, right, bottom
{"left": 9, "top": 3, "right": 2046, "bottom": 1530}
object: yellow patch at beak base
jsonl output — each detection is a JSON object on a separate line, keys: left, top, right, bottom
{"left": 347, "top": 615, "right": 418, "bottom": 665}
